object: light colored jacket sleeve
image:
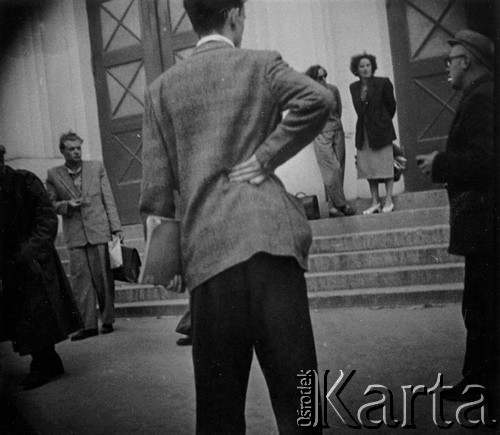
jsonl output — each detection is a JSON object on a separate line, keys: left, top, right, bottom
{"left": 139, "top": 88, "right": 178, "bottom": 227}
{"left": 98, "top": 162, "right": 121, "bottom": 233}
{"left": 254, "top": 53, "right": 333, "bottom": 171}
{"left": 46, "top": 170, "right": 71, "bottom": 216}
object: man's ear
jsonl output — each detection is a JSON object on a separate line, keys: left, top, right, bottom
{"left": 463, "top": 54, "right": 472, "bottom": 70}
{"left": 227, "top": 7, "right": 239, "bottom": 29}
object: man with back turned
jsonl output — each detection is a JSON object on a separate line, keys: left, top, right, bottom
{"left": 139, "top": 0, "right": 332, "bottom": 432}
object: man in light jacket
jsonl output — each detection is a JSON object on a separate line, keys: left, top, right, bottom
{"left": 47, "top": 132, "right": 122, "bottom": 341}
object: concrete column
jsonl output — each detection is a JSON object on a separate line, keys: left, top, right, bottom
{"left": 0, "top": 0, "right": 101, "bottom": 180}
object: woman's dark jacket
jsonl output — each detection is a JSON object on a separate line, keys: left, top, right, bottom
{"left": 0, "top": 165, "right": 82, "bottom": 355}
{"left": 431, "top": 74, "right": 494, "bottom": 256}
{"left": 349, "top": 76, "right": 397, "bottom": 149}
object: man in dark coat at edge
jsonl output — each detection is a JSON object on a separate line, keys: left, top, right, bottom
{"left": 0, "top": 145, "right": 83, "bottom": 390}
{"left": 416, "top": 30, "right": 498, "bottom": 418}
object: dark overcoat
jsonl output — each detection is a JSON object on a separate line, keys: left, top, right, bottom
{"left": 0, "top": 166, "right": 82, "bottom": 355}
{"left": 431, "top": 74, "right": 494, "bottom": 255}
{"left": 349, "top": 76, "right": 397, "bottom": 149}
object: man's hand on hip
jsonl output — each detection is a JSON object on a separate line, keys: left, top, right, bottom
{"left": 228, "top": 154, "right": 268, "bottom": 185}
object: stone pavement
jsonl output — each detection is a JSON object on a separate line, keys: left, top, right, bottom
{"left": 0, "top": 304, "right": 497, "bottom": 434}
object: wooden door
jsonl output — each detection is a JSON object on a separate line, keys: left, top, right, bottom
{"left": 87, "top": 0, "right": 197, "bottom": 224}
{"left": 387, "top": 0, "right": 494, "bottom": 192}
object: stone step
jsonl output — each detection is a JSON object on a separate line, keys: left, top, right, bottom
{"left": 305, "top": 262, "right": 464, "bottom": 292}
{"left": 58, "top": 189, "right": 455, "bottom": 316}
{"left": 310, "top": 206, "right": 449, "bottom": 237}
{"left": 114, "top": 282, "right": 462, "bottom": 318}
{"left": 311, "top": 224, "right": 450, "bottom": 254}
{"left": 115, "top": 299, "right": 189, "bottom": 318}
{"left": 56, "top": 213, "right": 450, "bottom": 262}
{"left": 115, "top": 284, "right": 186, "bottom": 304}
{"left": 61, "top": 241, "right": 460, "bottom": 286}
{"left": 309, "top": 244, "right": 462, "bottom": 272}
{"left": 306, "top": 283, "right": 462, "bottom": 309}
{"left": 113, "top": 263, "right": 463, "bottom": 304}
{"left": 55, "top": 189, "right": 449, "bottom": 247}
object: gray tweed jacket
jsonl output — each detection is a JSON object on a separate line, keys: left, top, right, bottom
{"left": 140, "top": 41, "right": 332, "bottom": 289}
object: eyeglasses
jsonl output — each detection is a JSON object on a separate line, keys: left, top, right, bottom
{"left": 444, "top": 54, "right": 467, "bottom": 67}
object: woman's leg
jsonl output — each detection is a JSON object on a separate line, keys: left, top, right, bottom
{"left": 368, "top": 179, "right": 380, "bottom": 205}
{"left": 363, "top": 179, "right": 382, "bottom": 214}
{"left": 382, "top": 178, "right": 394, "bottom": 212}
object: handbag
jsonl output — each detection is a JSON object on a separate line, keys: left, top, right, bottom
{"left": 113, "top": 245, "right": 142, "bottom": 283}
{"left": 392, "top": 144, "right": 407, "bottom": 182}
{"left": 295, "top": 192, "right": 320, "bottom": 220}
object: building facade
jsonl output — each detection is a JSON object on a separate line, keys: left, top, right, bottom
{"left": 0, "top": 0, "right": 494, "bottom": 224}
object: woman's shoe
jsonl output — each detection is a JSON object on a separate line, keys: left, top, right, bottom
{"left": 363, "top": 203, "right": 381, "bottom": 215}
{"left": 382, "top": 203, "right": 394, "bottom": 213}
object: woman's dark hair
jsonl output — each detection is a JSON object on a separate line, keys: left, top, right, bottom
{"left": 305, "top": 65, "right": 327, "bottom": 81}
{"left": 183, "top": 0, "right": 245, "bottom": 35}
{"left": 349, "top": 53, "right": 378, "bottom": 76}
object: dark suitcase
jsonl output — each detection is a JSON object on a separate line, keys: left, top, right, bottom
{"left": 113, "top": 245, "right": 142, "bottom": 283}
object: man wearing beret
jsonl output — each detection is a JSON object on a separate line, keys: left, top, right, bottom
{"left": 140, "top": 0, "right": 332, "bottom": 432}
{"left": 417, "top": 30, "right": 498, "bottom": 416}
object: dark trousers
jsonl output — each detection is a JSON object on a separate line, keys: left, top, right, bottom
{"left": 191, "top": 253, "right": 320, "bottom": 434}
{"left": 462, "top": 255, "right": 499, "bottom": 400}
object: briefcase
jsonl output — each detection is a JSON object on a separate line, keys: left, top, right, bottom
{"left": 113, "top": 246, "right": 142, "bottom": 283}
{"left": 296, "top": 192, "right": 320, "bottom": 220}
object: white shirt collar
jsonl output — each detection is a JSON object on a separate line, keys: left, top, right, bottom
{"left": 196, "top": 34, "right": 235, "bottom": 48}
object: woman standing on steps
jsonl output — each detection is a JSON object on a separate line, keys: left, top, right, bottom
{"left": 349, "top": 53, "right": 397, "bottom": 214}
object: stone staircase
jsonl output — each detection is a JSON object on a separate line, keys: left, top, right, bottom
{"left": 56, "top": 189, "right": 463, "bottom": 317}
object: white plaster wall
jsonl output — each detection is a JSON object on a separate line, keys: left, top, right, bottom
{"left": 244, "top": 0, "right": 404, "bottom": 213}
{"left": 0, "top": 0, "right": 101, "bottom": 180}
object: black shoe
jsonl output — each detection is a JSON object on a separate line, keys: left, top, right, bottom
{"left": 441, "top": 378, "right": 486, "bottom": 402}
{"left": 71, "top": 328, "right": 99, "bottom": 341}
{"left": 101, "top": 324, "right": 114, "bottom": 334}
{"left": 176, "top": 336, "right": 192, "bottom": 346}
{"left": 339, "top": 205, "right": 356, "bottom": 216}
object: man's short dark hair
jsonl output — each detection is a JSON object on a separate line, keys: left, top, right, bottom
{"left": 183, "top": 0, "right": 244, "bottom": 35}
{"left": 59, "top": 131, "right": 83, "bottom": 152}
{"left": 350, "top": 53, "right": 378, "bottom": 76}
{"left": 305, "top": 65, "right": 327, "bottom": 82}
